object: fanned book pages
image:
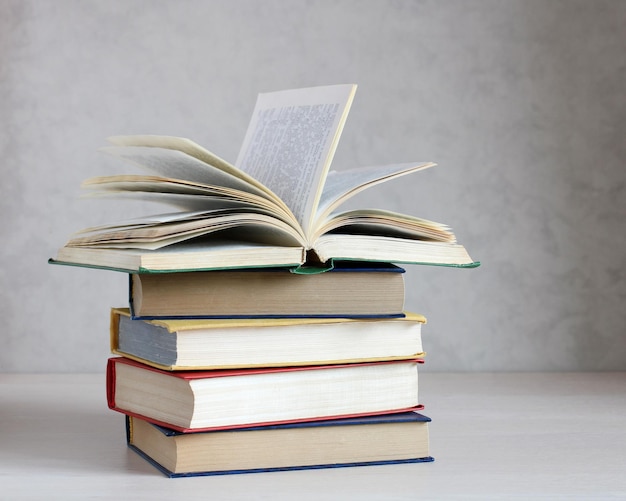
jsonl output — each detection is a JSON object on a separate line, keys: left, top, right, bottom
{"left": 50, "top": 84, "right": 478, "bottom": 273}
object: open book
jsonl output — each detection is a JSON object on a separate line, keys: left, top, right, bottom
{"left": 51, "top": 84, "right": 477, "bottom": 273}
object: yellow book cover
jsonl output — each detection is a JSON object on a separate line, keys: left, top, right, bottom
{"left": 110, "top": 308, "right": 426, "bottom": 370}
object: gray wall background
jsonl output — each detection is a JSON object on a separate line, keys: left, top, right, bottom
{"left": 1, "top": 0, "right": 625, "bottom": 373}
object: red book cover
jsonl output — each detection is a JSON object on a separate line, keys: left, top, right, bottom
{"left": 107, "top": 357, "right": 424, "bottom": 433}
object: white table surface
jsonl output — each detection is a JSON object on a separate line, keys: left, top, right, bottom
{"left": 1, "top": 371, "right": 625, "bottom": 500}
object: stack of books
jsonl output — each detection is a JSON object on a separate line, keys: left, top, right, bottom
{"left": 105, "top": 265, "right": 431, "bottom": 477}
{"left": 50, "top": 84, "right": 478, "bottom": 477}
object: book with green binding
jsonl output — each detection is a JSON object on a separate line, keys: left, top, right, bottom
{"left": 50, "top": 84, "right": 478, "bottom": 273}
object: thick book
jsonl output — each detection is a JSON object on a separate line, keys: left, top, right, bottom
{"left": 126, "top": 412, "right": 434, "bottom": 477}
{"left": 50, "top": 84, "right": 478, "bottom": 273}
{"left": 128, "top": 261, "right": 406, "bottom": 319}
{"left": 106, "top": 357, "right": 423, "bottom": 433}
{"left": 110, "top": 307, "right": 426, "bottom": 370}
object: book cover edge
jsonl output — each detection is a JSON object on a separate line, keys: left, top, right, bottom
{"left": 108, "top": 356, "right": 424, "bottom": 380}
{"left": 127, "top": 441, "right": 434, "bottom": 478}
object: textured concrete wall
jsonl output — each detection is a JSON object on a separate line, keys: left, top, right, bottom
{"left": 1, "top": 0, "right": 625, "bottom": 372}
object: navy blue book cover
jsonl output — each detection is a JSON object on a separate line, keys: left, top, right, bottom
{"left": 126, "top": 411, "right": 434, "bottom": 477}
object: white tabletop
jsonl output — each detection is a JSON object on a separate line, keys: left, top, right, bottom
{"left": 2, "top": 372, "right": 625, "bottom": 500}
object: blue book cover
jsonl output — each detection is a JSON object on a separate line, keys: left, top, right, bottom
{"left": 126, "top": 411, "right": 434, "bottom": 477}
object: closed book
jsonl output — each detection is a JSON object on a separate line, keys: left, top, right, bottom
{"left": 126, "top": 412, "right": 433, "bottom": 477}
{"left": 107, "top": 357, "right": 423, "bottom": 433}
{"left": 110, "top": 307, "right": 426, "bottom": 370}
{"left": 129, "top": 262, "right": 406, "bottom": 319}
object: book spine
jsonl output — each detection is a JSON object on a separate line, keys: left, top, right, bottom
{"left": 106, "top": 357, "right": 117, "bottom": 410}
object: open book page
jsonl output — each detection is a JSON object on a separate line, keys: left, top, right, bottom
{"left": 71, "top": 211, "right": 216, "bottom": 234}
{"left": 106, "top": 135, "right": 297, "bottom": 225}
{"left": 81, "top": 191, "right": 263, "bottom": 213}
{"left": 99, "top": 146, "right": 271, "bottom": 198}
{"left": 315, "top": 162, "right": 436, "bottom": 225}
{"left": 235, "top": 84, "right": 357, "bottom": 239}
{"left": 66, "top": 209, "right": 304, "bottom": 250}
{"left": 106, "top": 135, "right": 274, "bottom": 197}
{"left": 312, "top": 208, "right": 456, "bottom": 243}
{"left": 81, "top": 175, "right": 297, "bottom": 225}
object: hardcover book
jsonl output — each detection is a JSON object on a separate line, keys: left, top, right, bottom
{"left": 50, "top": 84, "right": 477, "bottom": 273}
{"left": 128, "top": 261, "right": 406, "bottom": 319}
{"left": 111, "top": 307, "right": 426, "bottom": 370}
{"left": 126, "top": 412, "right": 434, "bottom": 477}
{"left": 107, "top": 357, "right": 424, "bottom": 433}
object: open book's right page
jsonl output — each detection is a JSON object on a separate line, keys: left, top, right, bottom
{"left": 316, "top": 162, "right": 436, "bottom": 224}
{"left": 235, "top": 84, "right": 357, "bottom": 240}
